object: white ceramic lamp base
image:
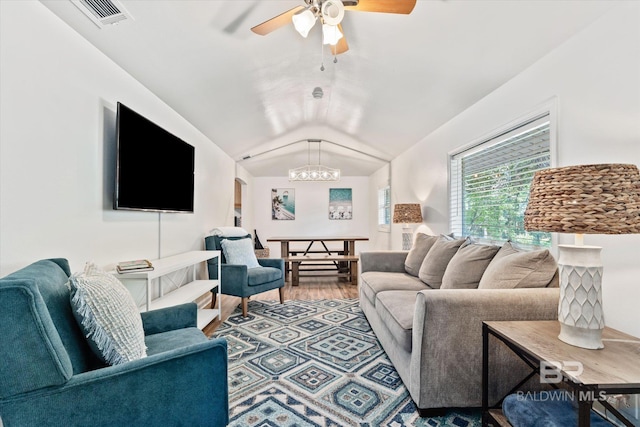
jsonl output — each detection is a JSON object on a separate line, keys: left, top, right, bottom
{"left": 557, "top": 244, "right": 604, "bottom": 349}
{"left": 401, "top": 226, "right": 413, "bottom": 250}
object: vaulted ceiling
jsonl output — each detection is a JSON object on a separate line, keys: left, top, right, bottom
{"left": 41, "top": 0, "right": 617, "bottom": 177}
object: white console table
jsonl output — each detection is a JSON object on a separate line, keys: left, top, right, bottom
{"left": 116, "top": 251, "right": 220, "bottom": 330}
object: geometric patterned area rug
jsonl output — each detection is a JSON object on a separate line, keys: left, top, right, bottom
{"left": 212, "top": 299, "right": 481, "bottom": 426}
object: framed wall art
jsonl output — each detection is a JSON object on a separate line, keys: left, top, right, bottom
{"left": 271, "top": 188, "right": 295, "bottom": 220}
{"left": 329, "top": 188, "right": 352, "bottom": 220}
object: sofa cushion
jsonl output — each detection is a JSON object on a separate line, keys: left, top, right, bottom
{"left": 68, "top": 263, "right": 147, "bottom": 365}
{"left": 220, "top": 237, "right": 260, "bottom": 269}
{"left": 375, "top": 290, "right": 418, "bottom": 353}
{"left": 478, "top": 243, "right": 558, "bottom": 289}
{"left": 360, "top": 271, "right": 427, "bottom": 307}
{"left": 247, "top": 266, "right": 283, "bottom": 286}
{"left": 441, "top": 242, "right": 500, "bottom": 289}
{"left": 404, "top": 233, "right": 439, "bottom": 276}
{"left": 418, "top": 237, "right": 467, "bottom": 288}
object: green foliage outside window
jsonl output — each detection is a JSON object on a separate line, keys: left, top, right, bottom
{"left": 451, "top": 115, "right": 552, "bottom": 249}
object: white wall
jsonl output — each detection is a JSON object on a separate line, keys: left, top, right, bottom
{"left": 235, "top": 163, "right": 255, "bottom": 238}
{"left": 0, "top": 1, "right": 236, "bottom": 275}
{"left": 367, "top": 163, "right": 392, "bottom": 250}
{"left": 253, "top": 177, "right": 371, "bottom": 256}
{"left": 381, "top": 3, "right": 640, "bottom": 336}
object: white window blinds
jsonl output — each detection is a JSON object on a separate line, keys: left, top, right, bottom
{"left": 449, "top": 114, "right": 552, "bottom": 248}
{"left": 378, "top": 186, "right": 391, "bottom": 231}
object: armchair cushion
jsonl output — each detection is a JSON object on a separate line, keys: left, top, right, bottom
{"left": 248, "top": 266, "right": 283, "bottom": 286}
{"left": 220, "top": 237, "right": 260, "bottom": 269}
{"left": 68, "top": 262, "right": 147, "bottom": 365}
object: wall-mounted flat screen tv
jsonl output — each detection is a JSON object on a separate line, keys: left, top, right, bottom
{"left": 114, "top": 102, "right": 195, "bottom": 213}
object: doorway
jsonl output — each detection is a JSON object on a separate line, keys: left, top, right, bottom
{"left": 234, "top": 178, "right": 242, "bottom": 227}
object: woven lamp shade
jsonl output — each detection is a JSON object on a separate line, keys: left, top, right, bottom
{"left": 393, "top": 204, "right": 423, "bottom": 224}
{"left": 524, "top": 164, "right": 640, "bottom": 234}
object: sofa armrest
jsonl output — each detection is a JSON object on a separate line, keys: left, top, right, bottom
{"left": 360, "top": 251, "right": 408, "bottom": 273}
{"left": 410, "top": 288, "right": 559, "bottom": 409}
{"left": 141, "top": 302, "right": 197, "bottom": 335}
{"left": 1, "top": 338, "right": 229, "bottom": 426}
{"left": 258, "top": 258, "right": 285, "bottom": 271}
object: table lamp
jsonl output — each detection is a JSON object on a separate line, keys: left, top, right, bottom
{"left": 393, "top": 203, "right": 423, "bottom": 250}
{"left": 524, "top": 164, "right": 640, "bottom": 349}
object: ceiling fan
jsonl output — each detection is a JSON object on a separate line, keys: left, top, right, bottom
{"left": 251, "top": 0, "right": 417, "bottom": 55}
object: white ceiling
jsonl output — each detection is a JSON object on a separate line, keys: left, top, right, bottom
{"left": 41, "top": 0, "right": 617, "bottom": 177}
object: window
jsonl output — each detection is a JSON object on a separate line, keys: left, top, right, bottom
{"left": 377, "top": 186, "right": 391, "bottom": 231}
{"left": 449, "top": 114, "right": 552, "bottom": 248}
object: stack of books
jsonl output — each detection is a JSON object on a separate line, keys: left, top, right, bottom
{"left": 116, "top": 259, "right": 154, "bottom": 274}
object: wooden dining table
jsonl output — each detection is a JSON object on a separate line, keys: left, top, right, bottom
{"left": 266, "top": 236, "right": 369, "bottom": 278}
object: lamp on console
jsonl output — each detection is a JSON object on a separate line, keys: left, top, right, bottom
{"left": 393, "top": 203, "right": 423, "bottom": 250}
{"left": 524, "top": 164, "right": 640, "bottom": 349}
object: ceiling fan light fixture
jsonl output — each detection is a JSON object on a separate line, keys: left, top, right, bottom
{"left": 292, "top": 8, "right": 317, "bottom": 38}
{"left": 321, "top": 0, "right": 345, "bottom": 25}
{"left": 322, "top": 23, "right": 343, "bottom": 45}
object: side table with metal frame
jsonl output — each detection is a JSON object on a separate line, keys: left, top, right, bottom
{"left": 482, "top": 320, "right": 640, "bottom": 427}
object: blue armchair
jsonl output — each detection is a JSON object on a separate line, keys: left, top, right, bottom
{"left": 0, "top": 259, "right": 229, "bottom": 427}
{"left": 205, "top": 234, "right": 284, "bottom": 317}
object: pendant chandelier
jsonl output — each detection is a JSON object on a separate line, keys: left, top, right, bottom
{"left": 289, "top": 140, "right": 340, "bottom": 181}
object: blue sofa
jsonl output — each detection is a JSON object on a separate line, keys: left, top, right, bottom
{"left": 0, "top": 258, "right": 229, "bottom": 427}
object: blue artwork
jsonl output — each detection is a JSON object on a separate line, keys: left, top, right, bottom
{"left": 329, "top": 188, "right": 352, "bottom": 220}
{"left": 272, "top": 188, "right": 295, "bottom": 220}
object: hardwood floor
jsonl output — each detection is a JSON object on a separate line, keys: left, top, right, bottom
{"left": 202, "top": 275, "right": 359, "bottom": 337}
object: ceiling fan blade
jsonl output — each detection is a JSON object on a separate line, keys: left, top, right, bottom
{"left": 330, "top": 24, "right": 349, "bottom": 55}
{"left": 345, "top": 0, "right": 416, "bottom": 14}
{"left": 251, "top": 6, "right": 305, "bottom": 35}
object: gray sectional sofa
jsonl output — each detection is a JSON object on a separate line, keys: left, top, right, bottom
{"left": 359, "top": 234, "right": 560, "bottom": 415}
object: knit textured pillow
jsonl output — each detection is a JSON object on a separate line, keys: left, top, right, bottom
{"left": 68, "top": 262, "right": 147, "bottom": 365}
{"left": 220, "top": 237, "right": 261, "bottom": 269}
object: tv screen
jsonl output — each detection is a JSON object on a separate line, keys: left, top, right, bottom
{"left": 114, "top": 102, "right": 195, "bottom": 213}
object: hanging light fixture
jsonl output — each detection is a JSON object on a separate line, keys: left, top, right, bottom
{"left": 291, "top": 1, "right": 345, "bottom": 44}
{"left": 292, "top": 7, "right": 317, "bottom": 38}
{"left": 320, "top": 0, "right": 344, "bottom": 45}
{"left": 322, "top": 23, "right": 343, "bottom": 45}
{"left": 289, "top": 140, "right": 341, "bottom": 182}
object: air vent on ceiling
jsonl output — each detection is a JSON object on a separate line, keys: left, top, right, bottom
{"left": 71, "top": 0, "right": 134, "bottom": 28}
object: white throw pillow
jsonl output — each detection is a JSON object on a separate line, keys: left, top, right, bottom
{"left": 208, "top": 226, "right": 249, "bottom": 237}
{"left": 220, "top": 238, "right": 261, "bottom": 269}
{"left": 68, "top": 262, "right": 147, "bottom": 365}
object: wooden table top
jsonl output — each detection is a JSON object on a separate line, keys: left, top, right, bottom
{"left": 285, "top": 255, "right": 360, "bottom": 261}
{"left": 267, "top": 236, "right": 369, "bottom": 242}
{"left": 485, "top": 320, "right": 640, "bottom": 387}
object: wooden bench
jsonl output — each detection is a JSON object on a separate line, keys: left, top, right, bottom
{"left": 285, "top": 255, "right": 359, "bottom": 286}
